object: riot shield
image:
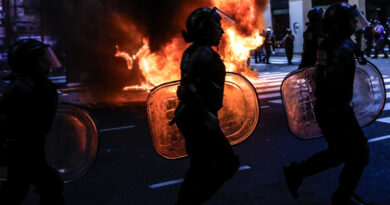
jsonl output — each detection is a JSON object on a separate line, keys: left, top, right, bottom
{"left": 281, "top": 60, "right": 386, "bottom": 140}
{"left": 45, "top": 104, "right": 98, "bottom": 183}
{"left": 147, "top": 72, "right": 260, "bottom": 159}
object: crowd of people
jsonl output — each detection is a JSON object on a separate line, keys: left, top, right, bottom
{"left": 252, "top": 27, "right": 295, "bottom": 65}
{"left": 251, "top": 15, "right": 390, "bottom": 65}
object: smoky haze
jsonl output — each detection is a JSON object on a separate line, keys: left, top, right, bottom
{"left": 38, "top": 0, "right": 267, "bottom": 97}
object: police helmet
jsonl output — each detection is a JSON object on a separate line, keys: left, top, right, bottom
{"left": 182, "top": 8, "right": 223, "bottom": 46}
{"left": 307, "top": 7, "right": 324, "bottom": 25}
{"left": 8, "top": 39, "right": 62, "bottom": 73}
{"left": 322, "top": 3, "right": 368, "bottom": 38}
{"left": 8, "top": 39, "right": 49, "bottom": 73}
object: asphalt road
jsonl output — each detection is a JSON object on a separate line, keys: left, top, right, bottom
{"left": 19, "top": 55, "right": 390, "bottom": 205}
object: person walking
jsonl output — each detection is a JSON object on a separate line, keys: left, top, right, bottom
{"left": 281, "top": 28, "right": 295, "bottom": 65}
{"left": 0, "top": 39, "right": 64, "bottom": 205}
{"left": 173, "top": 8, "right": 240, "bottom": 205}
{"left": 284, "top": 3, "right": 370, "bottom": 205}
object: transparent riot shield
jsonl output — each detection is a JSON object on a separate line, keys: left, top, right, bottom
{"left": 45, "top": 104, "right": 98, "bottom": 183}
{"left": 281, "top": 60, "right": 386, "bottom": 140}
{"left": 147, "top": 72, "right": 260, "bottom": 159}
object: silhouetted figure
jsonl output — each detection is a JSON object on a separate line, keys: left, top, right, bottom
{"left": 281, "top": 28, "right": 295, "bottom": 65}
{"left": 254, "top": 45, "right": 263, "bottom": 64}
{"left": 364, "top": 24, "right": 374, "bottom": 57}
{"left": 174, "top": 8, "right": 240, "bottom": 204}
{"left": 299, "top": 8, "right": 324, "bottom": 69}
{"left": 284, "top": 3, "right": 370, "bottom": 205}
{"left": 0, "top": 39, "right": 64, "bottom": 205}
{"left": 261, "top": 28, "right": 273, "bottom": 64}
{"left": 384, "top": 21, "right": 390, "bottom": 53}
{"left": 373, "top": 20, "right": 388, "bottom": 58}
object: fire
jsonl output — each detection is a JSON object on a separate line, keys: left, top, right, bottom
{"left": 115, "top": 0, "right": 264, "bottom": 91}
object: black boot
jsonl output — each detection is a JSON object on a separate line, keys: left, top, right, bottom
{"left": 283, "top": 162, "right": 303, "bottom": 199}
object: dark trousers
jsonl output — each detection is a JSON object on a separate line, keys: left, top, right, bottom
{"left": 365, "top": 40, "right": 373, "bottom": 57}
{"left": 374, "top": 39, "right": 388, "bottom": 57}
{"left": 263, "top": 45, "right": 271, "bottom": 63}
{"left": 285, "top": 47, "right": 293, "bottom": 64}
{"left": 175, "top": 112, "right": 240, "bottom": 204}
{"left": 0, "top": 153, "right": 64, "bottom": 205}
{"left": 254, "top": 50, "right": 262, "bottom": 63}
{"left": 297, "top": 106, "right": 369, "bottom": 199}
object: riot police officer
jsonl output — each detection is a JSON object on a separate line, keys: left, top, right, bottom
{"left": 262, "top": 27, "right": 273, "bottom": 64}
{"left": 281, "top": 28, "right": 295, "bottom": 65}
{"left": 284, "top": 3, "right": 370, "bottom": 205}
{"left": 364, "top": 23, "right": 374, "bottom": 57}
{"left": 373, "top": 20, "right": 388, "bottom": 58}
{"left": 173, "top": 8, "right": 240, "bottom": 205}
{"left": 298, "top": 7, "right": 324, "bottom": 69}
{"left": 0, "top": 39, "right": 64, "bottom": 205}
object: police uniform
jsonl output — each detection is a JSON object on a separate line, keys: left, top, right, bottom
{"left": 301, "top": 37, "right": 369, "bottom": 202}
{"left": 175, "top": 42, "right": 239, "bottom": 204}
{"left": 0, "top": 39, "right": 64, "bottom": 205}
{"left": 284, "top": 3, "right": 370, "bottom": 204}
{"left": 0, "top": 73, "right": 64, "bottom": 205}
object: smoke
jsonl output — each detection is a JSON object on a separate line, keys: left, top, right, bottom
{"left": 38, "top": 0, "right": 268, "bottom": 96}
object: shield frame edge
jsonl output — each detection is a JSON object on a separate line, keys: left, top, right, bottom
{"left": 146, "top": 72, "right": 261, "bottom": 159}
{"left": 281, "top": 60, "right": 386, "bottom": 141}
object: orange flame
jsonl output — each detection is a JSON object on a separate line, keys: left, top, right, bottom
{"left": 115, "top": 0, "right": 264, "bottom": 91}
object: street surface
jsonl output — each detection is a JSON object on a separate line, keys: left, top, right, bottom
{"left": 18, "top": 55, "right": 390, "bottom": 205}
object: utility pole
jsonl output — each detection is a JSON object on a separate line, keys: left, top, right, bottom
{"left": 3, "top": 0, "right": 15, "bottom": 48}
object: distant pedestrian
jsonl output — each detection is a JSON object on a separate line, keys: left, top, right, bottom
{"left": 254, "top": 45, "right": 263, "bottom": 64}
{"left": 384, "top": 20, "right": 390, "bottom": 53}
{"left": 262, "top": 27, "right": 273, "bottom": 64}
{"left": 281, "top": 28, "right": 295, "bottom": 65}
{"left": 373, "top": 20, "right": 388, "bottom": 58}
{"left": 364, "top": 24, "right": 374, "bottom": 57}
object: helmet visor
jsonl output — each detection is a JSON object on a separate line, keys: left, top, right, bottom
{"left": 210, "top": 7, "right": 236, "bottom": 30}
{"left": 43, "top": 47, "right": 62, "bottom": 70}
{"left": 350, "top": 6, "right": 369, "bottom": 31}
{"left": 354, "top": 12, "right": 369, "bottom": 31}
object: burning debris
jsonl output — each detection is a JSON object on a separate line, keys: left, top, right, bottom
{"left": 40, "top": 0, "right": 268, "bottom": 104}
{"left": 115, "top": 0, "right": 267, "bottom": 91}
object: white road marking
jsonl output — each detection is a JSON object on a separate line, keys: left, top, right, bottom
{"left": 100, "top": 125, "right": 136, "bottom": 133}
{"left": 384, "top": 103, "right": 390, "bottom": 111}
{"left": 254, "top": 81, "right": 282, "bottom": 87}
{"left": 368, "top": 135, "right": 390, "bottom": 143}
{"left": 258, "top": 92, "right": 281, "bottom": 99}
{"left": 269, "top": 100, "right": 283, "bottom": 104}
{"left": 259, "top": 72, "right": 289, "bottom": 76}
{"left": 376, "top": 117, "right": 390, "bottom": 124}
{"left": 256, "top": 87, "right": 280, "bottom": 93}
{"left": 258, "top": 74, "right": 288, "bottom": 79}
{"left": 384, "top": 79, "right": 390, "bottom": 83}
{"left": 148, "top": 165, "right": 251, "bottom": 189}
{"left": 257, "top": 78, "right": 285, "bottom": 84}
